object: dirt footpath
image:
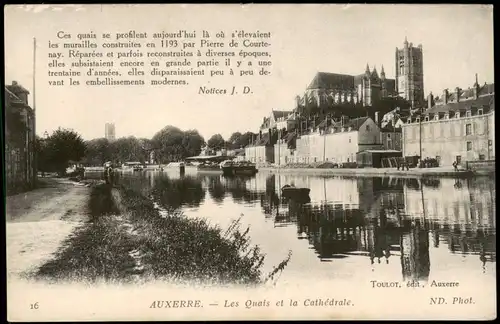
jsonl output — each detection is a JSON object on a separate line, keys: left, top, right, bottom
{"left": 6, "top": 178, "right": 91, "bottom": 280}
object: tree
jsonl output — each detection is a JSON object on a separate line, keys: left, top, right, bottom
{"left": 228, "top": 132, "right": 242, "bottom": 149}
{"left": 84, "top": 138, "right": 111, "bottom": 166}
{"left": 151, "top": 126, "right": 204, "bottom": 163}
{"left": 82, "top": 126, "right": 206, "bottom": 165}
{"left": 207, "top": 134, "right": 225, "bottom": 152}
{"left": 138, "top": 138, "right": 154, "bottom": 163}
{"left": 182, "top": 130, "right": 205, "bottom": 157}
{"left": 151, "top": 126, "right": 184, "bottom": 162}
{"left": 240, "top": 131, "right": 256, "bottom": 148}
{"left": 44, "top": 128, "right": 86, "bottom": 175}
{"left": 109, "top": 136, "right": 147, "bottom": 164}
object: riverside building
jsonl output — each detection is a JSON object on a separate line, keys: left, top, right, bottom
{"left": 402, "top": 76, "right": 495, "bottom": 166}
{"left": 5, "top": 81, "right": 36, "bottom": 194}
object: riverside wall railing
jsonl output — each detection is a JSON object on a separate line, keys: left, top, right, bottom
{"left": 465, "top": 160, "right": 496, "bottom": 172}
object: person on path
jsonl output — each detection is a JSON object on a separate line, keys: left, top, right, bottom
{"left": 104, "top": 162, "right": 114, "bottom": 185}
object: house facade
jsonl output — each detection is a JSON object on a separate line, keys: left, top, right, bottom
{"left": 402, "top": 79, "right": 495, "bottom": 166}
{"left": 380, "top": 125, "right": 403, "bottom": 151}
{"left": 245, "top": 131, "right": 276, "bottom": 165}
{"left": 245, "top": 145, "right": 274, "bottom": 164}
{"left": 290, "top": 117, "right": 383, "bottom": 164}
{"left": 5, "top": 81, "right": 36, "bottom": 194}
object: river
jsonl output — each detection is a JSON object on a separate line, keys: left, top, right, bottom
{"left": 107, "top": 168, "right": 496, "bottom": 288}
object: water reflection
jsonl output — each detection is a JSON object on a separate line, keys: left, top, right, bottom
{"left": 118, "top": 171, "right": 496, "bottom": 283}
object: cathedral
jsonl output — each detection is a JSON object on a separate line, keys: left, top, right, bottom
{"left": 300, "top": 38, "right": 424, "bottom": 110}
{"left": 302, "top": 65, "right": 396, "bottom": 108}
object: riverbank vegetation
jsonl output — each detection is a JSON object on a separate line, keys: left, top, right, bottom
{"left": 35, "top": 183, "right": 291, "bottom": 286}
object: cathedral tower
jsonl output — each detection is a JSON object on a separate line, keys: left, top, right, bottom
{"left": 395, "top": 37, "right": 425, "bottom": 108}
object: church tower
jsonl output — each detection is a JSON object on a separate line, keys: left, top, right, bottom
{"left": 395, "top": 37, "right": 425, "bottom": 108}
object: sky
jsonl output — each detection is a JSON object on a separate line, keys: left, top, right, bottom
{"left": 4, "top": 4, "right": 494, "bottom": 141}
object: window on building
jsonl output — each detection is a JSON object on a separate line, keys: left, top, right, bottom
{"left": 366, "top": 125, "right": 370, "bottom": 131}
{"left": 456, "top": 156, "right": 462, "bottom": 164}
{"left": 434, "top": 114, "right": 439, "bottom": 121}
{"left": 466, "top": 142, "right": 472, "bottom": 151}
{"left": 466, "top": 111, "right": 472, "bottom": 117}
{"left": 444, "top": 114, "right": 449, "bottom": 120}
{"left": 455, "top": 112, "right": 460, "bottom": 118}
{"left": 348, "top": 137, "right": 351, "bottom": 143}
{"left": 478, "top": 108, "right": 483, "bottom": 115}
{"left": 424, "top": 116, "right": 429, "bottom": 122}
{"left": 415, "top": 118, "right": 420, "bottom": 123}
{"left": 387, "top": 133, "right": 391, "bottom": 139}
{"left": 466, "top": 124, "right": 472, "bottom": 135}
{"left": 479, "top": 154, "right": 485, "bottom": 161}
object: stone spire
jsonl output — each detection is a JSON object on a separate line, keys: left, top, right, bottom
{"left": 380, "top": 65, "right": 386, "bottom": 79}
{"left": 365, "top": 63, "right": 370, "bottom": 76}
{"left": 371, "top": 65, "right": 379, "bottom": 80}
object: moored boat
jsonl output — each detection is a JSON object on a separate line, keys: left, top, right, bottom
{"left": 281, "top": 184, "right": 310, "bottom": 197}
{"left": 220, "top": 160, "right": 258, "bottom": 176}
{"left": 121, "top": 162, "right": 145, "bottom": 172}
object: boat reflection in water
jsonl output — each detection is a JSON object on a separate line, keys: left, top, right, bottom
{"left": 117, "top": 171, "right": 496, "bottom": 284}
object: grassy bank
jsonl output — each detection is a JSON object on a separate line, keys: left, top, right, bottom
{"left": 35, "top": 184, "right": 131, "bottom": 283}
{"left": 35, "top": 183, "right": 290, "bottom": 286}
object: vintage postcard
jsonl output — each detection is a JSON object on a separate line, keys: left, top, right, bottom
{"left": 4, "top": 4, "right": 496, "bottom": 321}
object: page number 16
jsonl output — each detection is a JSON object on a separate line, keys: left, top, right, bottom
{"left": 30, "top": 302, "right": 39, "bottom": 310}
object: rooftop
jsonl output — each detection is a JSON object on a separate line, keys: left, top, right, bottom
{"left": 425, "top": 93, "right": 494, "bottom": 115}
{"left": 380, "top": 123, "right": 402, "bottom": 133}
{"left": 272, "top": 110, "right": 292, "bottom": 120}
{"left": 434, "top": 82, "right": 494, "bottom": 105}
{"left": 251, "top": 132, "right": 271, "bottom": 146}
{"left": 5, "top": 81, "right": 30, "bottom": 94}
{"left": 307, "top": 72, "right": 355, "bottom": 91}
{"left": 343, "top": 116, "right": 370, "bottom": 131}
